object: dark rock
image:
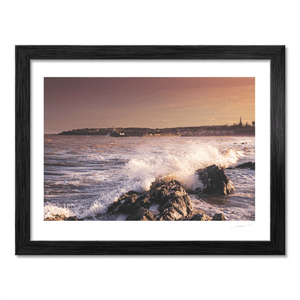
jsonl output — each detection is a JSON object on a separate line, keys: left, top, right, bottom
{"left": 44, "top": 214, "right": 81, "bottom": 221}
{"left": 126, "top": 207, "right": 154, "bottom": 221}
{"left": 212, "top": 213, "right": 226, "bottom": 221}
{"left": 149, "top": 179, "right": 180, "bottom": 203}
{"left": 134, "top": 195, "right": 152, "bottom": 210}
{"left": 190, "top": 213, "right": 211, "bottom": 221}
{"left": 66, "top": 216, "right": 80, "bottom": 221}
{"left": 234, "top": 162, "right": 255, "bottom": 170}
{"left": 157, "top": 181, "right": 193, "bottom": 220}
{"left": 196, "top": 164, "right": 235, "bottom": 195}
{"left": 106, "top": 179, "right": 193, "bottom": 221}
{"left": 150, "top": 179, "right": 181, "bottom": 191}
{"left": 107, "top": 191, "right": 137, "bottom": 214}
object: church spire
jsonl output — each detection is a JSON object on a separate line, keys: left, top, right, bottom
{"left": 239, "top": 116, "right": 242, "bottom": 126}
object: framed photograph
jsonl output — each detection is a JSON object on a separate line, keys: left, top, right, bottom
{"left": 15, "top": 46, "right": 285, "bottom": 255}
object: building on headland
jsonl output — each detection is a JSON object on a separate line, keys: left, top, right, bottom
{"left": 179, "top": 117, "right": 254, "bottom": 136}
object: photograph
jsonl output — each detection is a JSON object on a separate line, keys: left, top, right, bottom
{"left": 44, "top": 77, "right": 255, "bottom": 222}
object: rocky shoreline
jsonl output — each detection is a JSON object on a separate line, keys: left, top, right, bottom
{"left": 45, "top": 162, "right": 255, "bottom": 221}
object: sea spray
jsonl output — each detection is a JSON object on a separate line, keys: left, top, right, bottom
{"left": 44, "top": 203, "right": 75, "bottom": 219}
{"left": 44, "top": 135, "right": 254, "bottom": 220}
{"left": 123, "top": 142, "right": 243, "bottom": 192}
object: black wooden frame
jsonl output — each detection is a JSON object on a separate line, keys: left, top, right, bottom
{"left": 15, "top": 46, "right": 285, "bottom": 255}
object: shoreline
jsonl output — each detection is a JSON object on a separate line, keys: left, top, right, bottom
{"left": 46, "top": 133, "right": 255, "bottom": 137}
{"left": 44, "top": 163, "right": 255, "bottom": 222}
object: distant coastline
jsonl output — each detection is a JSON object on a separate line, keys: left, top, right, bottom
{"left": 57, "top": 124, "right": 255, "bottom": 137}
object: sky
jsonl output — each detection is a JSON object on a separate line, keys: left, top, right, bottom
{"left": 44, "top": 77, "right": 255, "bottom": 134}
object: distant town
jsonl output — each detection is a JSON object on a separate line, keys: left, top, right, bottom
{"left": 58, "top": 117, "right": 255, "bottom": 137}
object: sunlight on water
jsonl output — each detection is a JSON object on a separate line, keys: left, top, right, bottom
{"left": 44, "top": 135, "right": 255, "bottom": 220}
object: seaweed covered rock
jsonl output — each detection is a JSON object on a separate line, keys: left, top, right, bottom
{"left": 196, "top": 164, "right": 235, "bottom": 195}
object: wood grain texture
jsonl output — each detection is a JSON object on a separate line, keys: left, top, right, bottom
{"left": 15, "top": 47, "right": 31, "bottom": 254}
{"left": 15, "top": 46, "right": 285, "bottom": 255}
{"left": 270, "top": 46, "right": 286, "bottom": 254}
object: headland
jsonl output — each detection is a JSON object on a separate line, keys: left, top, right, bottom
{"left": 57, "top": 123, "right": 255, "bottom": 137}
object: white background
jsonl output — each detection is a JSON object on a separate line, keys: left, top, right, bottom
{"left": 0, "top": 1, "right": 298, "bottom": 300}
{"left": 31, "top": 60, "right": 270, "bottom": 241}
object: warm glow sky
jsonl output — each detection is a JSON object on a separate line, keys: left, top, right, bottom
{"left": 44, "top": 77, "right": 255, "bottom": 134}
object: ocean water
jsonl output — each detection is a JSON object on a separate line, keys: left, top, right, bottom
{"left": 44, "top": 135, "right": 255, "bottom": 221}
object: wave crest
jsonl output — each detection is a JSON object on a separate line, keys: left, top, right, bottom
{"left": 124, "top": 143, "right": 243, "bottom": 192}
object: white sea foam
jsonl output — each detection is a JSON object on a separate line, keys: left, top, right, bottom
{"left": 44, "top": 136, "right": 255, "bottom": 220}
{"left": 79, "top": 200, "right": 107, "bottom": 219}
{"left": 123, "top": 142, "right": 243, "bottom": 193}
{"left": 44, "top": 203, "right": 75, "bottom": 219}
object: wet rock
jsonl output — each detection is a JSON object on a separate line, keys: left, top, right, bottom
{"left": 235, "top": 162, "right": 255, "bottom": 170}
{"left": 212, "top": 213, "right": 226, "bottom": 221}
{"left": 126, "top": 207, "right": 154, "bottom": 221}
{"left": 66, "top": 216, "right": 80, "bottom": 221}
{"left": 158, "top": 193, "right": 193, "bottom": 220}
{"left": 107, "top": 179, "right": 193, "bottom": 221}
{"left": 107, "top": 191, "right": 138, "bottom": 214}
{"left": 196, "top": 164, "right": 235, "bottom": 195}
{"left": 190, "top": 213, "right": 211, "bottom": 221}
{"left": 151, "top": 180, "right": 193, "bottom": 220}
{"left": 134, "top": 194, "right": 152, "bottom": 210}
{"left": 149, "top": 179, "right": 180, "bottom": 203}
{"left": 44, "top": 214, "right": 81, "bottom": 221}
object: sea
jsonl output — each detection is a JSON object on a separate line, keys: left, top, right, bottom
{"left": 44, "top": 135, "right": 255, "bottom": 221}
